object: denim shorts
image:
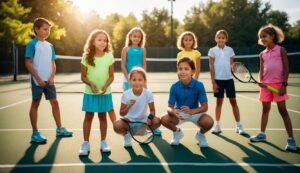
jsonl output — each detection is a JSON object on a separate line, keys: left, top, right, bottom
{"left": 31, "top": 78, "right": 57, "bottom": 100}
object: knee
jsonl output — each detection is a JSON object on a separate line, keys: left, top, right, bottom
{"left": 152, "top": 117, "right": 161, "bottom": 128}
{"left": 113, "top": 120, "right": 125, "bottom": 134}
{"left": 199, "top": 115, "right": 214, "bottom": 130}
{"left": 160, "top": 115, "right": 169, "bottom": 126}
{"left": 229, "top": 99, "right": 237, "bottom": 106}
{"left": 49, "top": 99, "right": 59, "bottom": 107}
{"left": 31, "top": 100, "right": 40, "bottom": 109}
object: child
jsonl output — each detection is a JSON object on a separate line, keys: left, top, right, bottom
{"left": 79, "top": 29, "right": 115, "bottom": 156}
{"left": 121, "top": 27, "right": 161, "bottom": 135}
{"left": 25, "top": 17, "right": 72, "bottom": 144}
{"left": 177, "top": 31, "right": 201, "bottom": 80}
{"left": 208, "top": 30, "right": 245, "bottom": 135}
{"left": 160, "top": 57, "right": 214, "bottom": 147}
{"left": 250, "top": 24, "right": 297, "bottom": 151}
{"left": 113, "top": 67, "right": 161, "bottom": 147}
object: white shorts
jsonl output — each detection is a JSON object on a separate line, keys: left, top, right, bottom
{"left": 178, "top": 112, "right": 208, "bottom": 126}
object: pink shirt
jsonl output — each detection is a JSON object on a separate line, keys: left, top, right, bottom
{"left": 261, "top": 45, "right": 284, "bottom": 83}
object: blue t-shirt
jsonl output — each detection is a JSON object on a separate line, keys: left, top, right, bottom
{"left": 168, "top": 78, "right": 208, "bottom": 109}
{"left": 126, "top": 46, "right": 143, "bottom": 73}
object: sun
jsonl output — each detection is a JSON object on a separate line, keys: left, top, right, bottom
{"left": 70, "top": 0, "right": 94, "bottom": 13}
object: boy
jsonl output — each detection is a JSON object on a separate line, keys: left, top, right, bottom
{"left": 25, "top": 17, "right": 72, "bottom": 144}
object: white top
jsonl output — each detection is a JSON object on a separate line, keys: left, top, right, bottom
{"left": 121, "top": 88, "right": 154, "bottom": 122}
{"left": 208, "top": 45, "right": 235, "bottom": 80}
{"left": 25, "top": 38, "right": 56, "bottom": 85}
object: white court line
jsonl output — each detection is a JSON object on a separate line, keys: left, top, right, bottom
{"left": 0, "top": 99, "right": 31, "bottom": 110}
{"left": 237, "top": 94, "right": 300, "bottom": 114}
{"left": 1, "top": 162, "right": 300, "bottom": 168}
{"left": 289, "top": 94, "right": 300, "bottom": 98}
{"left": 0, "top": 128, "right": 300, "bottom": 132}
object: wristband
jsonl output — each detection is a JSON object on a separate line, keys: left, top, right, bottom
{"left": 282, "top": 82, "right": 288, "bottom": 86}
{"left": 148, "top": 113, "right": 154, "bottom": 120}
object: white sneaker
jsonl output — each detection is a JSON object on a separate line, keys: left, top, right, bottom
{"left": 212, "top": 124, "right": 221, "bottom": 134}
{"left": 170, "top": 128, "right": 184, "bottom": 146}
{"left": 196, "top": 131, "right": 208, "bottom": 147}
{"left": 100, "top": 140, "right": 111, "bottom": 153}
{"left": 124, "top": 132, "right": 132, "bottom": 148}
{"left": 235, "top": 124, "right": 246, "bottom": 135}
{"left": 79, "top": 141, "right": 90, "bottom": 156}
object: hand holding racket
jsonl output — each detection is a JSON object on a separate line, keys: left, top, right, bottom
{"left": 121, "top": 115, "right": 154, "bottom": 144}
{"left": 231, "top": 62, "right": 279, "bottom": 94}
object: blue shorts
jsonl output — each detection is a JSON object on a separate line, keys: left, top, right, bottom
{"left": 31, "top": 78, "right": 57, "bottom": 100}
{"left": 214, "top": 79, "right": 236, "bottom": 98}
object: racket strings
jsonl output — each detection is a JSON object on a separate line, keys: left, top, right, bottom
{"left": 129, "top": 122, "right": 154, "bottom": 144}
{"left": 233, "top": 64, "right": 251, "bottom": 82}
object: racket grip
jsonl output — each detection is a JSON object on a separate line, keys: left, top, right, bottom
{"left": 266, "top": 85, "right": 280, "bottom": 94}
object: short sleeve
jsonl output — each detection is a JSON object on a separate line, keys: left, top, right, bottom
{"left": 195, "top": 50, "right": 201, "bottom": 59}
{"left": 121, "top": 93, "right": 128, "bottom": 104}
{"left": 208, "top": 48, "right": 214, "bottom": 58}
{"left": 197, "top": 83, "right": 208, "bottom": 103}
{"left": 146, "top": 90, "right": 154, "bottom": 103}
{"left": 109, "top": 53, "right": 115, "bottom": 65}
{"left": 229, "top": 47, "right": 235, "bottom": 58}
{"left": 25, "top": 42, "right": 35, "bottom": 59}
{"left": 81, "top": 56, "right": 88, "bottom": 67}
{"left": 168, "top": 84, "right": 176, "bottom": 106}
{"left": 176, "top": 51, "right": 182, "bottom": 61}
{"left": 51, "top": 45, "right": 56, "bottom": 60}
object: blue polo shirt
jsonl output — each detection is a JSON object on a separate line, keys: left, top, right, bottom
{"left": 168, "top": 79, "right": 208, "bottom": 109}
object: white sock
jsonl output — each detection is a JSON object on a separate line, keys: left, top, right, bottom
{"left": 259, "top": 131, "right": 265, "bottom": 134}
{"left": 236, "top": 122, "right": 241, "bottom": 126}
{"left": 216, "top": 121, "right": 220, "bottom": 125}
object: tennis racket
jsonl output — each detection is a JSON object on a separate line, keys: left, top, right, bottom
{"left": 121, "top": 116, "right": 154, "bottom": 144}
{"left": 231, "top": 62, "right": 279, "bottom": 94}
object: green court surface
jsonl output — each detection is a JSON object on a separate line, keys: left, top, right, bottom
{"left": 0, "top": 72, "right": 300, "bottom": 173}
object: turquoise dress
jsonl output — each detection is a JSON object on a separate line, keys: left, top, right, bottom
{"left": 123, "top": 46, "right": 143, "bottom": 91}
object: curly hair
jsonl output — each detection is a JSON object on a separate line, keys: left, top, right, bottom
{"left": 83, "top": 29, "right": 113, "bottom": 66}
{"left": 258, "top": 24, "right": 285, "bottom": 45}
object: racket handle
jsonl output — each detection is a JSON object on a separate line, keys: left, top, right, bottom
{"left": 266, "top": 85, "right": 280, "bottom": 94}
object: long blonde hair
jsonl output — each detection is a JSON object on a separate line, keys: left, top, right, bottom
{"left": 125, "top": 27, "right": 146, "bottom": 48}
{"left": 83, "top": 29, "right": 113, "bottom": 66}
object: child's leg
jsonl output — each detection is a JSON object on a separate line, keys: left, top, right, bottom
{"left": 198, "top": 114, "right": 214, "bottom": 134}
{"left": 260, "top": 102, "right": 271, "bottom": 132}
{"left": 229, "top": 98, "right": 240, "bottom": 122}
{"left": 160, "top": 112, "right": 180, "bottom": 132}
{"left": 277, "top": 101, "right": 293, "bottom": 137}
{"left": 29, "top": 100, "right": 41, "bottom": 131}
{"left": 83, "top": 112, "right": 94, "bottom": 141}
{"left": 113, "top": 119, "right": 129, "bottom": 135}
{"left": 215, "top": 98, "right": 223, "bottom": 121}
{"left": 49, "top": 99, "right": 62, "bottom": 128}
{"left": 108, "top": 109, "right": 116, "bottom": 123}
{"left": 98, "top": 112, "right": 107, "bottom": 140}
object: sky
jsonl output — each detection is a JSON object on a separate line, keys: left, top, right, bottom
{"left": 71, "top": 0, "right": 300, "bottom": 25}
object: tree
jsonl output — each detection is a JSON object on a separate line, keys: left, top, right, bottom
{"left": 266, "top": 10, "right": 290, "bottom": 32}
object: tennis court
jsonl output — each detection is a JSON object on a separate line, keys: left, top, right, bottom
{"left": 0, "top": 72, "right": 300, "bottom": 173}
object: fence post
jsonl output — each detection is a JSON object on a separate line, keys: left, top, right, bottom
{"left": 13, "top": 41, "right": 18, "bottom": 81}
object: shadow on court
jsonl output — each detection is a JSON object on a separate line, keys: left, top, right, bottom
{"left": 10, "top": 137, "right": 62, "bottom": 173}
{"left": 217, "top": 134, "right": 300, "bottom": 173}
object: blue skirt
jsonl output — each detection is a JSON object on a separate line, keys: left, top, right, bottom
{"left": 82, "top": 93, "right": 113, "bottom": 112}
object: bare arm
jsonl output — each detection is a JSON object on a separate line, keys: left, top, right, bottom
{"left": 101, "top": 64, "right": 114, "bottom": 94}
{"left": 142, "top": 48, "right": 147, "bottom": 71}
{"left": 148, "top": 102, "right": 155, "bottom": 116}
{"left": 120, "top": 100, "right": 135, "bottom": 116}
{"left": 48, "top": 60, "right": 56, "bottom": 85}
{"left": 209, "top": 56, "right": 218, "bottom": 92}
{"left": 81, "top": 64, "right": 98, "bottom": 93}
{"left": 259, "top": 53, "right": 264, "bottom": 82}
{"left": 194, "top": 57, "right": 200, "bottom": 80}
{"left": 180, "top": 102, "right": 208, "bottom": 115}
{"left": 121, "top": 47, "right": 129, "bottom": 80}
{"left": 25, "top": 58, "right": 46, "bottom": 87}
{"left": 281, "top": 47, "right": 289, "bottom": 82}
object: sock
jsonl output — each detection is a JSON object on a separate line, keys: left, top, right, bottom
{"left": 175, "top": 127, "right": 180, "bottom": 132}
{"left": 216, "top": 121, "right": 220, "bottom": 125}
{"left": 259, "top": 131, "right": 265, "bottom": 134}
{"left": 236, "top": 122, "right": 241, "bottom": 126}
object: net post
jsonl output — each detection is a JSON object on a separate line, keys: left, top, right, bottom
{"left": 12, "top": 41, "right": 18, "bottom": 81}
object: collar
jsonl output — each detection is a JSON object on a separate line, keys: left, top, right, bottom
{"left": 216, "top": 45, "right": 227, "bottom": 50}
{"left": 179, "top": 78, "right": 196, "bottom": 88}
{"left": 265, "top": 44, "right": 279, "bottom": 53}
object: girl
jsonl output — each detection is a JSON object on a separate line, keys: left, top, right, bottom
{"left": 208, "top": 30, "right": 245, "bottom": 135}
{"left": 113, "top": 67, "right": 161, "bottom": 147}
{"left": 79, "top": 29, "right": 116, "bottom": 156}
{"left": 177, "top": 31, "right": 201, "bottom": 80}
{"left": 121, "top": 27, "right": 161, "bottom": 135}
{"left": 160, "top": 57, "right": 214, "bottom": 147}
{"left": 250, "top": 24, "right": 297, "bottom": 151}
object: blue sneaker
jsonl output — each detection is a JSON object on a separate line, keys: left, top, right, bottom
{"left": 153, "top": 128, "right": 162, "bottom": 136}
{"left": 285, "top": 138, "right": 297, "bottom": 151}
{"left": 250, "top": 132, "right": 266, "bottom": 142}
{"left": 31, "top": 131, "right": 47, "bottom": 143}
{"left": 56, "top": 127, "right": 73, "bottom": 137}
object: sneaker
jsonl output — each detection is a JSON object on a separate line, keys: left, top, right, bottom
{"left": 124, "top": 132, "right": 132, "bottom": 148}
{"left": 56, "top": 127, "right": 73, "bottom": 137}
{"left": 153, "top": 128, "right": 162, "bottom": 136}
{"left": 100, "top": 140, "right": 111, "bottom": 153}
{"left": 79, "top": 141, "right": 90, "bottom": 156}
{"left": 170, "top": 128, "right": 184, "bottom": 146}
{"left": 211, "top": 124, "right": 221, "bottom": 134}
{"left": 235, "top": 124, "right": 246, "bottom": 135}
{"left": 195, "top": 131, "right": 208, "bottom": 147}
{"left": 31, "top": 131, "right": 47, "bottom": 143}
{"left": 285, "top": 138, "right": 297, "bottom": 151}
{"left": 250, "top": 132, "right": 266, "bottom": 142}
